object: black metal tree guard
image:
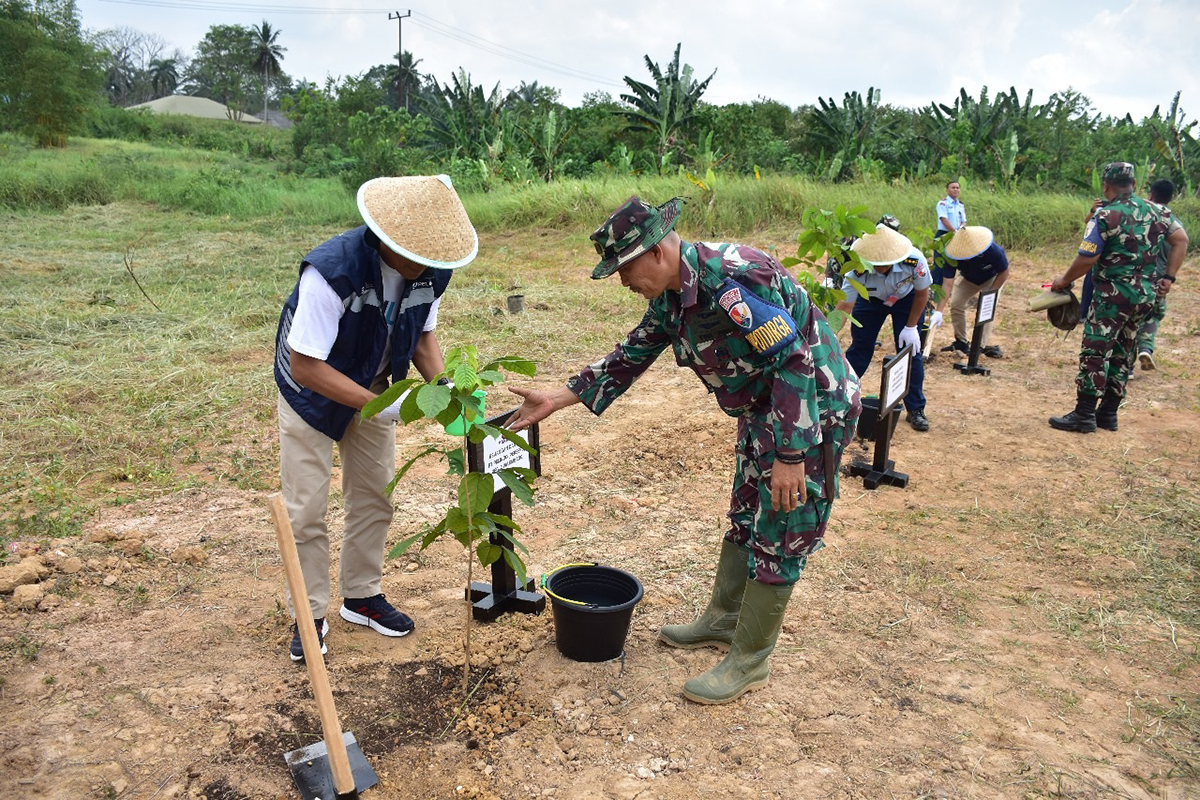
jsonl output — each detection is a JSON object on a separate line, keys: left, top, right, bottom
{"left": 464, "top": 409, "right": 545, "bottom": 622}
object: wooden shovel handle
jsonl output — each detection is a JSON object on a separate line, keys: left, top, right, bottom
{"left": 269, "top": 494, "right": 355, "bottom": 795}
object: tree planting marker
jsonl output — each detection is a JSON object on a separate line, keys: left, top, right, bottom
{"left": 464, "top": 409, "right": 545, "bottom": 622}
{"left": 848, "top": 345, "right": 912, "bottom": 490}
{"left": 954, "top": 288, "right": 999, "bottom": 377}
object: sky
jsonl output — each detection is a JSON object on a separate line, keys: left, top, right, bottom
{"left": 77, "top": 0, "right": 1200, "bottom": 120}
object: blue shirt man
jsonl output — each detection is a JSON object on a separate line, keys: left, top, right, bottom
{"left": 835, "top": 225, "right": 934, "bottom": 431}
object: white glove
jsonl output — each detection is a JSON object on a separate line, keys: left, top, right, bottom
{"left": 375, "top": 388, "right": 411, "bottom": 421}
{"left": 898, "top": 325, "right": 921, "bottom": 354}
{"left": 930, "top": 309, "right": 944, "bottom": 328}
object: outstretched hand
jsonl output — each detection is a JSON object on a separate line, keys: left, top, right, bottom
{"left": 506, "top": 387, "right": 562, "bottom": 431}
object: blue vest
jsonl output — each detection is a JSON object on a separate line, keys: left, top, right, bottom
{"left": 274, "top": 226, "right": 452, "bottom": 440}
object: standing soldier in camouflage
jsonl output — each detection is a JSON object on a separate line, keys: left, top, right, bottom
{"left": 507, "top": 197, "right": 861, "bottom": 705}
{"left": 1135, "top": 179, "right": 1190, "bottom": 372}
{"left": 1048, "top": 162, "right": 1182, "bottom": 432}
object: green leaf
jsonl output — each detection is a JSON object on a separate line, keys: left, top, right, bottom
{"left": 459, "top": 472, "right": 494, "bottom": 515}
{"left": 846, "top": 276, "right": 869, "bottom": 300}
{"left": 780, "top": 256, "right": 801, "bottom": 268}
{"left": 416, "top": 383, "right": 452, "bottom": 418}
{"left": 491, "top": 523, "right": 530, "bottom": 555}
{"left": 476, "top": 369, "right": 505, "bottom": 385}
{"left": 497, "top": 468, "right": 535, "bottom": 506}
{"left": 385, "top": 445, "right": 442, "bottom": 496}
{"left": 485, "top": 356, "right": 537, "bottom": 376}
{"left": 477, "top": 541, "right": 503, "bottom": 566}
{"left": 387, "top": 530, "right": 424, "bottom": 559}
{"left": 443, "top": 506, "right": 470, "bottom": 534}
{"left": 435, "top": 399, "right": 463, "bottom": 428}
{"left": 825, "top": 309, "right": 849, "bottom": 332}
{"left": 399, "top": 383, "right": 425, "bottom": 424}
{"left": 361, "top": 378, "right": 419, "bottom": 419}
{"left": 490, "top": 424, "right": 538, "bottom": 455}
{"left": 502, "top": 547, "right": 528, "bottom": 588}
{"left": 452, "top": 362, "right": 479, "bottom": 390}
{"left": 446, "top": 449, "right": 465, "bottom": 476}
{"left": 460, "top": 392, "right": 485, "bottom": 420}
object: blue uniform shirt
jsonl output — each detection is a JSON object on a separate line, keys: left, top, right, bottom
{"left": 936, "top": 196, "right": 966, "bottom": 233}
{"left": 841, "top": 247, "right": 932, "bottom": 303}
{"left": 943, "top": 242, "right": 1009, "bottom": 285}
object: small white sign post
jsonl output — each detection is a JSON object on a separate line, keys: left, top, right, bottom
{"left": 465, "top": 409, "right": 543, "bottom": 621}
{"left": 849, "top": 345, "right": 912, "bottom": 490}
{"left": 955, "top": 288, "right": 1000, "bottom": 376}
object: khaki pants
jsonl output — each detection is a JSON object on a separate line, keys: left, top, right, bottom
{"left": 277, "top": 392, "right": 395, "bottom": 619}
{"left": 950, "top": 275, "right": 1000, "bottom": 347}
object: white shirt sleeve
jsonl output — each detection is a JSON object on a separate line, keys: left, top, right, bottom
{"left": 423, "top": 295, "right": 442, "bottom": 332}
{"left": 286, "top": 265, "right": 345, "bottom": 360}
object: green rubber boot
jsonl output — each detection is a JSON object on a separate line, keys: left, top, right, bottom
{"left": 659, "top": 540, "right": 748, "bottom": 651}
{"left": 681, "top": 580, "right": 793, "bottom": 705}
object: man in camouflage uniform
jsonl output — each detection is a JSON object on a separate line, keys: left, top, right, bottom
{"left": 1049, "top": 162, "right": 1182, "bottom": 432}
{"left": 507, "top": 197, "right": 861, "bottom": 705}
{"left": 1135, "top": 179, "right": 1190, "bottom": 371}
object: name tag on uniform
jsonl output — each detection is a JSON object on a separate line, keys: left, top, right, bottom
{"left": 716, "top": 278, "right": 798, "bottom": 357}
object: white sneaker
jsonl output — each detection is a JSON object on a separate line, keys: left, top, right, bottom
{"left": 1138, "top": 351, "right": 1156, "bottom": 371}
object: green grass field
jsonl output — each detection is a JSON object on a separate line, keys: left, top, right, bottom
{"left": 0, "top": 133, "right": 1195, "bottom": 545}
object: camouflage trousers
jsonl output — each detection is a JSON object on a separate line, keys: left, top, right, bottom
{"left": 1076, "top": 277, "right": 1154, "bottom": 399}
{"left": 1135, "top": 294, "right": 1167, "bottom": 356}
{"left": 725, "top": 409, "right": 854, "bottom": 586}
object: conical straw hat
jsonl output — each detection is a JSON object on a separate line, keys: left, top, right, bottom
{"left": 356, "top": 175, "right": 478, "bottom": 269}
{"left": 851, "top": 224, "right": 913, "bottom": 266}
{"left": 1028, "top": 288, "right": 1074, "bottom": 312}
{"left": 944, "top": 225, "right": 994, "bottom": 260}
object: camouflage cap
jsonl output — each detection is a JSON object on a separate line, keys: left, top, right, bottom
{"left": 590, "top": 196, "right": 681, "bottom": 279}
{"left": 878, "top": 214, "right": 901, "bottom": 232}
{"left": 1047, "top": 292, "right": 1081, "bottom": 332}
{"left": 1102, "top": 162, "right": 1135, "bottom": 183}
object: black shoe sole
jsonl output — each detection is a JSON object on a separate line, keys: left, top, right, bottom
{"left": 1048, "top": 420, "right": 1096, "bottom": 433}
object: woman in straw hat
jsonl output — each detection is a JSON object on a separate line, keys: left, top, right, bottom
{"left": 273, "top": 175, "right": 478, "bottom": 662}
{"left": 934, "top": 225, "right": 1009, "bottom": 358}
{"left": 833, "top": 223, "right": 933, "bottom": 432}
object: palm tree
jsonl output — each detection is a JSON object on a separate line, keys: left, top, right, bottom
{"left": 251, "top": 20, "right": 285, "bottom": 117}
{"left": 618, "top": 43, "right": 716, "bottom": 164}
{"left": 396, "top": 50, "right": 422, "bottom": 114}
{"left": 147, "top": 57, "right": 178, "bottom": 99}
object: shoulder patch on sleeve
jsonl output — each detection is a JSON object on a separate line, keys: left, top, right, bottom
{"left": 717, "top": 278, "right": 798, "bottom": 357}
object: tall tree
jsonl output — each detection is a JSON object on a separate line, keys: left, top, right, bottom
{"left": 185, "top": 24, "right": 256, "bottom": 118}
{"left": 619, "top": 43, "right": 716, "bottom": 165}
{"left": 251, "top": 20, "right": 285, "bottom": 117}
{"left": 148, "top": 56, "right": 178, "bottom": 99}
{"left": 0, "top": 0, "right": 102, "bottom": 146}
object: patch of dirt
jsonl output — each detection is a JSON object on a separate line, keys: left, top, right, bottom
{"left": 1, "top": 262, "right": 1198, "bottom": 798}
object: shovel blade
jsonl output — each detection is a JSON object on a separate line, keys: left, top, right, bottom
{"left": 284, "top": 731, "right": 378, "bottom": 799}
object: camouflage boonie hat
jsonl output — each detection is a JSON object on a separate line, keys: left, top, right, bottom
{"left": 1047, "top": 291, "right": 1081, "bottom": 332}
{"left": 590, "top": 196, "right": 681, "bottom": 279}
{"left": 878, "top": 214, "right": 901, "bottom": 232}
{"left": 1102, "top": 162, "right": 1135, "bottom": 183}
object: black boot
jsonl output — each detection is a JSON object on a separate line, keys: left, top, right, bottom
{"left": 1049, "top": 393, "right": 1098, "bottom": 433}
{"left": 1096, "top": 389, "right": 1121, "bottom": 431}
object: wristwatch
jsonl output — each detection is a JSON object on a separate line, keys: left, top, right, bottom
{"left": 1161, "top": 274, "right": 1177, "bottom": 283}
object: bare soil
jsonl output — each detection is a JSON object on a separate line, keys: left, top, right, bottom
{"left": 2, "top": 260, "right": 1198, "bottom": 799}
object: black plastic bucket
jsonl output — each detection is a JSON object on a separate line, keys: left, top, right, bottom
{"left": 542, "top": 564, "right": 644, "bottom": 662}
{"left": 857, "top": 396, "right": 898, "bottom": 441}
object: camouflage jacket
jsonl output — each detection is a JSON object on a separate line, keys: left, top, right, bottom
{"left": 1079, "top": 193, "right": 1171, "bottom": 300}
{"left": 567, "top": 241, "right": 861, "bottom": 453}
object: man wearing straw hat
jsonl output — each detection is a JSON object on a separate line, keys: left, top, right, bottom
{"left": 506, "top": 197, "right": 861, "bottom": 705}
{"left": 1048, "top": 162, "right": 1175, "bottom": 433}
{"left": 273, "top": 175, "right": 478, "bottom": 660}
{"left": 833, "top": 223, "right": 933, "bottom": 432}
{"left": 934, "top": 226, "right": 1009, "bottom": 358}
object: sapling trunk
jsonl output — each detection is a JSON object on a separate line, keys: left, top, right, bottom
{"left": 460, "top": 433, "right": 473, "bottom": 696}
